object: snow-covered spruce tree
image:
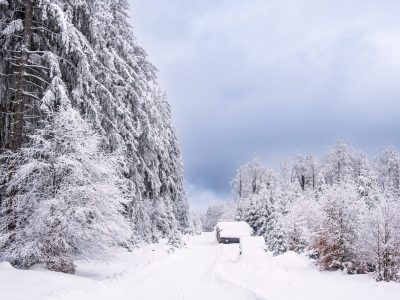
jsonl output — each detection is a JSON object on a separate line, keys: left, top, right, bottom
{"left": 231, "top": 160, "right": 289, "bottom": 254}
{"left": 236, "top": 194, "right": 263, "bottom": 232}
{"left": 129, "top": 198, "right": 152, "bottom": 244}
{"left": 266, "top": 209, "right": 288, "bottom": 255}
{"left": 150, "top": 196, "right": 182, "bottom": 245}
{"left": 87, "top": 1, "right": 189, "bottom": 241}
{"left": 356, "top": 173, "right": 379, "bottom": 208}
{"left": 248, "top": 189, "right": 269, "bottom": 236}
{"left": 0, "top": 101, "right": 128, "bottom": 272}
{"left": 92, "top": 1, "right": 189, "bottom": 241}
{"left": 142, "top": 90, "right": 190, "bottom": 239}
{"left": 263, "top": 186, "right": 289, "bottom": 255}
{"left": 0, "top": 0, "right": 189, "bottom": 244}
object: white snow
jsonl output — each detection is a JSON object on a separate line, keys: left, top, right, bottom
{"left": 239, "top": 236, "right": 266, "bottom": 258}
{"left": 216, "top": 221, "right": 253, "bottom": 239}
{"left": 216, "top": 247, "right": 400, "bottom": 300}
{"left": 1, "top": 232, "right": 399, "bottom": 300}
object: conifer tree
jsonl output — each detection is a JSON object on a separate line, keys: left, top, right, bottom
{"left": 266, "top": 210, "right": 288, "bottom": 255}
{"left": 0, "top": 0, "right": 189, "bottom": 250}
{"left": 0, "top": 103, "right": 128, "bottom": 273}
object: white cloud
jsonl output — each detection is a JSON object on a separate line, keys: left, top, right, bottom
{"left": 130, "top": 0, "right": 400, "bottom": 198}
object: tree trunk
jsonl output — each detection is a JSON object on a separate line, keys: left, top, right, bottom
{"left": 6, "top": 0, "right": 34, "bottom": 250}
{"left": 11, "top": 0, "right": 33, "bottom": 151}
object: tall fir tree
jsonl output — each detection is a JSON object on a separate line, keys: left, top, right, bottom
{"left": 0, "top": 0, "right": 189, "bottom": 257}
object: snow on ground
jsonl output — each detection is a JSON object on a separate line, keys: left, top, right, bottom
{"left": 0, "top": 240, "right": 176, "bottom": 300}
{"left": 1, "top": 232, "right": 400, "bottom": 300}
{"left": 0, "top": 261, "right": 93, "bottom": 300}
{"left": 0, "top": 234, "right": 254, "bottom": 300}
{"left": 215, "top": 237, "right": 400, "bottom": 300}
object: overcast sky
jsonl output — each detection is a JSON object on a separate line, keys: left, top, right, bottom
{"left": 128, "top": 0, "right": 400, "bottom": 211}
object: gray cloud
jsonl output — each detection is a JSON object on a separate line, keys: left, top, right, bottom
{"left": 129, "top": 0, "right": 400, "bottom": 207}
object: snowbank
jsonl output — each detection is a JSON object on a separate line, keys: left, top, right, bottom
{"left": 215, "top": 243, "right": 400, "bottom": 300}
{"left": 239, "top": 236, "right": 266, "bottom": 258}
{"left": 0, "top": 239, "right": 174, "bottom": 300}
{"left": 0, "top": 261, "right": 94, "bottom": 300}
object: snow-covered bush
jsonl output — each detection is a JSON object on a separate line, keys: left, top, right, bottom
{"left": 284, "top": 192, "right": 321, "bottom": 253}
{"left": 313, "top": 183, "right": 367, "bottom": 273}
{"left": 362, "top": 194, "right": 400, "bottom": 282}
{"left": 201, "top": 142, "right": 400, "bottom": 281}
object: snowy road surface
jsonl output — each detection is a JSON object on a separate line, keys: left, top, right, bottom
{"left": 123, "top": 234, "right": 255, "bottom": 300}
{"left": 51, "top": 232, "right": 256, "bottom": 300}
{"left": 1, "top": 232, "right": 400, "bottom": 300}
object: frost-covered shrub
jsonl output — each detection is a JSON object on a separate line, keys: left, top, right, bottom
{"left": 362, "top": 195, "right": 400, "bottom": 282}
{"left": 284, "top": 192, "right": 321, "bottom": 253}
{"left": 313, "top": 183, "right": 367, "bottom": 273}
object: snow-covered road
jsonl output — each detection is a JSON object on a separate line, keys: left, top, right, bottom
{"left": 124, "top": 233, "right": 255, "bottom": 300}
{"left": 2, "top": 232, "right": 400, "bottom": 300}
{"left": 38, "top": 232, "right": 257, "bottom": 300}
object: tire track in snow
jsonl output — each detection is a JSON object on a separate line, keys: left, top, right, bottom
{"left": 176, "top": 240, "right": 220, "bottom": 300}
{"left": 176, "top": 263, "right": 199, "bottom": 300}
